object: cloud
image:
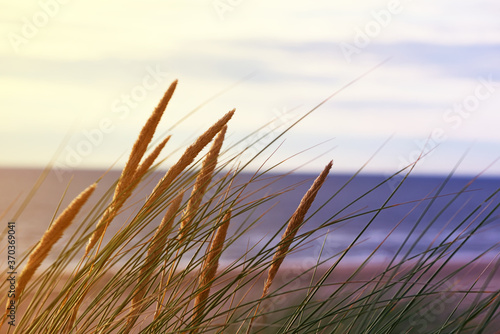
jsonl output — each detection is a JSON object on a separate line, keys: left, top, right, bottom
{"left": 1, "top": 0, "right": 499, "bottom": 174}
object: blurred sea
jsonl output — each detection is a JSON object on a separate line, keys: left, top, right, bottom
{"left": 1, "top": 168, "right": 499, "bottom": 268}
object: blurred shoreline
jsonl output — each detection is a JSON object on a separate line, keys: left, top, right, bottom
{"left": 1, "top": 167, "right": 499, "bottom": 269}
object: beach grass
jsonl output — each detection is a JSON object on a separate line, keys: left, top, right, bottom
{"left": 0, "top": 81, "right": 499, "bottom": 333}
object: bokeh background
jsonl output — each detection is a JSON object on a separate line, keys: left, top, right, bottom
{"left": 1, "top": 1, "right": 499, "bottom": 175}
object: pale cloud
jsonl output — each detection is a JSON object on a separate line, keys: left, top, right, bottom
{"left": 1, "top": 0, "right": 499, "bottom": 174}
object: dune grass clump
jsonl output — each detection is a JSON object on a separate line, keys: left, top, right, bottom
{"left": 0, "top": 80, "right": 499, "bottom": 333}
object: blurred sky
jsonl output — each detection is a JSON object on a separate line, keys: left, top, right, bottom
{"left": 1, "top": 0, "right": 499, "bottom": 175}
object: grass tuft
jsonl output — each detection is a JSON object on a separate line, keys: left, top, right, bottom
{"left": 1, "top": 81, "right": 498, "bottom": 334}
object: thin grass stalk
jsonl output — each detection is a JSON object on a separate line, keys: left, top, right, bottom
{"left": 124, "top": 191, "right": 184, "bottom": 333}
{"left": 116, "top": 81, "right": 177, "bottom": 197}
{"left": 1, "top": 183, "right": 96, "bottom": 327}
{"left": 141, "top": 109, "right": 235, "bottom": 215}
{"left": 153, "top": 125, "right": 228, "bottom": 321}
{"left": 63, "top": 135, "right": 170, "bottom": 329}
{"left": 191, "top": 211, "right": 231, "bottom": 334}
{"left": 65, "top": 86, "right": 175, "bottom": 333}
{"left": 85, "top": 81, "right": 177, "bottom": 257}
{"left": 262, "top": 160, "right": 332, "bottom": 297}
{"left": 246, "top": 161, "right": 332, "bottom": 333}
{"left": 180, "top": 125, "right": 227, "bottom": 242}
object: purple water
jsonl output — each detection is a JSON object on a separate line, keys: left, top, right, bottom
{"left": 1, "top": 168, "right": 499, "bottom": 268}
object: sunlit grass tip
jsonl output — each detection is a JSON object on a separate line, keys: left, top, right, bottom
{"left": 85, "top": 81, "right": 177, "bottom": 256}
